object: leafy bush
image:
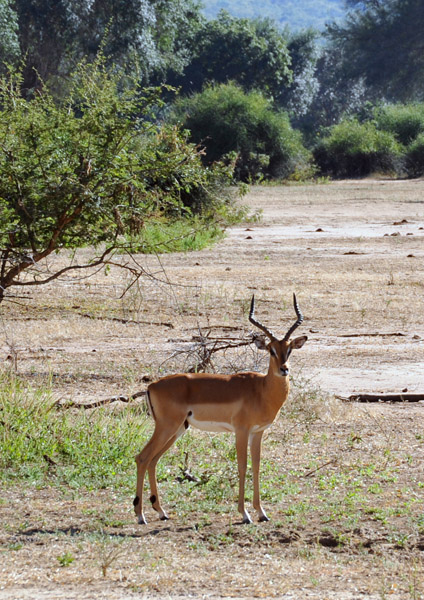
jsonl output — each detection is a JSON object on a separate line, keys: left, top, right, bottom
{"left": 374, "top": 104, "right": 424, "bottom": 145}
{"left": 0, "top": 59, "right": 242, "bottom": 303}
{"left": 135, "top": 123, "right": 240, "bottom": 217}
{"left": 314, "top": 119, "right": 403, "bottom": 178}
{"left": 171, "top": 83, "right": 311, "bottom": 182}
{"left": 405, "top": 133, "right": 424, "bottom": 177}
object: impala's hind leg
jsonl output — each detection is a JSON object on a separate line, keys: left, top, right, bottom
{"left": 134, "top": 423, "right": 182, "bottom": 524}
{"left": 148, "top": 423, "right": 186, "bottom": 520}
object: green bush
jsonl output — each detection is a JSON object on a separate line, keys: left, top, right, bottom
{"left": 374, "top": 104, "right": 424, "bottom": 145}
{"left": 171, "top": 83, "right": 311, "bottom": 182}
{"left": 314, "top": 119, "right": 403, "bottom": 178}
{"left": 0, "top": 59, "right": 244, "bottom": 304}
{"left": 405, "top": 133, "right": 424, "bottom": 177}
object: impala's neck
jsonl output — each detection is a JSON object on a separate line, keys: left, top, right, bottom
{"left": 264, "top": 357, "right": 290, "bottom": 406}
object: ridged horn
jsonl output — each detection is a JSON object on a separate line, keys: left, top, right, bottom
{"left": 283, "top": 293, "right": 304, "bottom": 341}
{"left": 249, "top": 295, "right": 277, "bottom": 342}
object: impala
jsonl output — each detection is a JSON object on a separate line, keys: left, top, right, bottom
{"left": 133, "top": 294, "right": 307, "bottom": 524}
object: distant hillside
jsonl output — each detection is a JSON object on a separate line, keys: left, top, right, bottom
{"left": 201, "top": 0, "right": 346, "bottom": 31}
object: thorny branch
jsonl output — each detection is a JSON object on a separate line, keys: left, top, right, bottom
{"left": 162, "top": 327, "right": 265, "bottom": 374}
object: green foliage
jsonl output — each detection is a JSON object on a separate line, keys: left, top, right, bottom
{"left": 278, "top": 28, "right": 320, "bottom": 118}
{"left": 0, "top": 0, "right": 20, "bottom": 69}
{"left": 0, "top": 372, "right": 149, "bottom": 488}
{"left": 0, "top": 58, "right": 240, "bottom": 302}
{"left": 314, "top": 119, "right": 403, "bottom": 178}
{"left": 326, "top": 0, "right": 424, "bottom": 103}
{"left": 13, "top": 0, "right": 204, "bottom": 91}
{"left": 405, "top": 134, "right": 424, "bottom": 177}
{"left": 135, "top": 218, "right": 225, "bottom": 254}
{"left": 374, "top": 104, "right": 424, "bottom": 146}
{"left": 172, "top": 82, "right": 311, "bottom": 182}
{"left": 172, "top": 11, "right": 292, "bottom": 103}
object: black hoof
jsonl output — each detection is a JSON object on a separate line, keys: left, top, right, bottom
{"left": 259, "top": 515, "right": 270, "bottom": 522}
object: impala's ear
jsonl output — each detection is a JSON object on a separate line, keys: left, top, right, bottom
{"left": 253, "top": 333, "right": 268, "bottom": 351}
{"left": 291, "top": 335, "right": 308, "bottom": 349}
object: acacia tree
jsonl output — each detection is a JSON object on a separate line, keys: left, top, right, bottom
{"left": 0, "top": 57, "right": 233, "bottom": 304}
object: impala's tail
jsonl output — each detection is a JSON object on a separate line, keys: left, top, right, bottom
{"left": 146, "top": 389, "right": 156, "bottom": 421}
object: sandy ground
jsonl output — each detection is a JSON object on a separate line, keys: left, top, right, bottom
{"left": 5, "top": 177, "right": 423, "bottom": 398}
{"left": 1, "top": 179, "right": 424, "bottom": 600}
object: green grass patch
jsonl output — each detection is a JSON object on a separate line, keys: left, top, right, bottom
{"left": 132, "top": 217, "right": 225, "bottom": 254}
{"left": 0, "top": 373, "right": 151, "bottom": 491}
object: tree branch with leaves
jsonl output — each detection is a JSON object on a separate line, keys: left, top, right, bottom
{"left": 0, "top": 56, "right": 238, "bottom": 304}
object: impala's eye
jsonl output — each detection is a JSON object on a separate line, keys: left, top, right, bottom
{"left": 270, "top": 347, "right": 278, "bottom": 358}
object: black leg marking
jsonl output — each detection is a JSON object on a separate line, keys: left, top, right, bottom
{"left": 133, "top": 496, "right": 140, "bottom": 507}
{"left": 184, "top": 420, "right": 189, "bottom": 429}
{"left": 150, "top": 494, "right": 157, "bottom": 505}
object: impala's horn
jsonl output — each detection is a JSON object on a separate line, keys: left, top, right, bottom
{"left": 283, "top": 293, "right": 304, "bottom": 341}
{"left": 249, "top": 295, "right": 277, "bottom": 342}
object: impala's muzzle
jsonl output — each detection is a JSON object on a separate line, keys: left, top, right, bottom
{"left": 280, "top": 366, "right": 289, "bottom": 377}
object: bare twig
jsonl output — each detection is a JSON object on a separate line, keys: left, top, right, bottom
{"left": 79, "top": 313, "right": 174, "bottom": 328}
{"left": 303, "top": 459, "right": 337, "bottom": 478}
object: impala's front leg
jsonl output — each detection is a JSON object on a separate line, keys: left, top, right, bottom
{"left": 250, "top": 431, "right": 269, "bottom": 522}
{"left": 235, "top": 429, "right": 252, "bottom": 524}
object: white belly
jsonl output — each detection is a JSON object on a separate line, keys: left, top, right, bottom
{"left": 187, "top": 415, "right": 235, "bottom": 433}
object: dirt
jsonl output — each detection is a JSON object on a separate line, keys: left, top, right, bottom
{"left": 1, "top": 179, "right": 424, "bottom": 599}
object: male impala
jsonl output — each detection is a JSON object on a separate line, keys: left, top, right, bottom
{"left": 133, "top": 294, "right": 307, "bottom": 524}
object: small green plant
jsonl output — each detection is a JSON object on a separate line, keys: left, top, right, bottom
{"left": 57, "top": 552, "right": 75, "bottom": 567}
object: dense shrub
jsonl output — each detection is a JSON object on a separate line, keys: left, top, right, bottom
{"left": 374, "top": 103, "right": 424, "bottom": 145}
{"left": 314, "top": 119, "right": 403, "bottom": 178}
{"left": 405, "top": 133, "right": 424, "bottom": 177}
{"left": 171, "top": 83, "right": 311, "bottom": 182}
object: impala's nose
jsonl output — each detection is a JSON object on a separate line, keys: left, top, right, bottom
{"left": 280, "top": 366, "right": 289, "bottom": 377}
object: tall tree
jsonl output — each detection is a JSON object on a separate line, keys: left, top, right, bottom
{"left": 278, "top": 28, "right": 320, "bottom": 118}
{"left": 172, "top": 11, "right": 292, "bottom": 103}
{"left": 12, "top": 0, "right": 203, "bottom": 91}
{"left": 326, "top": 0, "right": 424, "bottom": 102}
{"left": 0, "top": 0, "right": 20, "bottom": 68}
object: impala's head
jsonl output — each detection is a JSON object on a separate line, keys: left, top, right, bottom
{"left": 249, "top": 293, "right": 307, "bottom": 377}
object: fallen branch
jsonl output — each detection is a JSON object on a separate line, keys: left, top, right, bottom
{"left": 79, "top": 313, "right": 174, "bottom": 328}
{"left": 338, "top": 393, "right": 424, "bottom": 403}
{"left": 338, "top": 332, "right": 407, "bottom": 338}
{"left": 55, "top": 390, "right": 146, "bottom": 410}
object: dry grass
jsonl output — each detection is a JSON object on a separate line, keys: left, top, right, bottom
{"left": 0, "top": 179, "right": 424, "bottom": 599}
